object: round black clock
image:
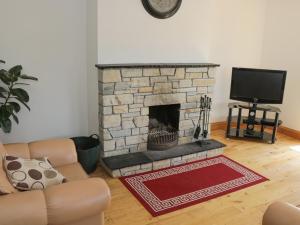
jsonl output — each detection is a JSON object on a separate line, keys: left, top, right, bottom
{"left": 142, "top": 0, "right": 182, "bottom": 19}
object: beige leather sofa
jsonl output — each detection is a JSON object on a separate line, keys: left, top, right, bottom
{"left": 0, "top": 139, "right": 111, "bottom": 225}
{"left": 263, "top": 202, "right": 300, "bottom": 225}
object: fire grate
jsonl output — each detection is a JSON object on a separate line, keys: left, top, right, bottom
{"left": 147, "top": 128, "right": 178, "bottom": 151}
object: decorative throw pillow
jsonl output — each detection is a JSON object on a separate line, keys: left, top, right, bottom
{"left": 4, "top": 156, "right": 66, "bottom": 191}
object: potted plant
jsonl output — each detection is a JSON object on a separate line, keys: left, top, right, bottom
{"left": 0, "top": 60, "right": 38, "bottom": 133}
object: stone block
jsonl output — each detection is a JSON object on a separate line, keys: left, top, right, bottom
{"left": 99, "top": 83, "right": 115, "bottom": 95}
{"left": 153, "top": 83, "right": 172, "bottom": 94}
{"left": 143, "top": 68, "right": 160, "bottom": 77}
{"left": 129, "top": 145, "right": 139, "bottom": 153}
{"left": 170, "top": 157, "right": 183, "bottom": 166}
{"left": 109, "top": 129, "right": 131, "bottom": 138}
{"left": 99, "top": 69, "right": 121, "bottom": 83}
{"left": 115, "top": 82, "right": 130, "bottom": 91}
{"left": 103, "top": 149, "right": 129, "bottom": 157}
{"left": 153, "top": 159, "right": 171, "bottom": 170}
{"left": 179, "top": 120, "right": 194, "bottom": 130}
{"left": 101, "top": 129, "right": 112, "bottom": 140}
{"left": 197, "top": 87, "right": 208, "bottom": 93}
{"left": 141, "top": 163, "right": 153, "bottom": 170}
{"left": 181, "top": 102, "right": 197, "bottom": 109}
{"left": 150, "top": 76, "right": 168, "bottom": 84}
{"left": 120, "top": 165, "right": 141, "bottom": 175}
{"left": 178, "top": 136, "right": 193, "bottom": 145}
{"left": 103, "top": 140, "right": 116, "bottom": 151}
{"left": 172, "top": 81, "right": 179, "bottom": 89}
{"left": 132, "top": 128, "right": 140, "bottom": 136}
{"left": 175, "top": 87, "right": 197, "bottom": 93}
{"left": 121, "top": 112, "right": 141, "bottom": 118}
{"left": 187, "top": 94, "right": 202, "bottom": 103}
{"left": 134, "top": 95, "right": 145, "bottom": 104}
{"left": 160, "top": 68, "right": 175, "bottom": 76}
{"left": 134, "top": 116, "right": 149, "bottom": 127}
{"left": 121, "top": 69, "right": 142, "bottom": 77}
{"left": 111, "top": 169, "right": 121, "bottom": 178}
{"left": 131, "top": 77, "right": 150, "bottom": 87}
{"left": 197, "top": 151, "right": 207, "bottom": 159}
{"left": 182, "top": 153, "right": 197, "bottom": 162}
{"left": 103, "top": 94, "right": 133, "bottom": 106}
{"left": 139, "top": 86, "right": 153, "bottom": 93}
{"left": 179, "top": 80, "right": 192, "bottom": 88}
{"left": 116, "top": 138, "right": 126, "bottom": 149}
{"left": 126, "top": 135, "right": 147, "bottom": 145}
{"left": 207, "top": 148, "right": 224, "bottom": 158}
{"left": 185, "top": 73, "right": 203, "bottom": 79}
{"left": 113, "top": 105, "right": 128, "bottom": 114}
{"left": 144, "top": 93, "right": 186, "bottom": 106}
{"left": 103, "top": 106, "right": 112, "bottom": 115}
{"left": 129, "top": 108, "right": 140, "bottom": 113}
{"left": 186, "top": 67, "right": 208, "bottom": 73}
{"left": 122, "top": 120, "right": 135, "bottom": 129}
{"left": 130, "top": 104, "right": 143, "bottom": 108}
{"left": 141, "top": 107, "right": 149, "bottom": 115}
{"left": 103, "top": 115, "right": 121, "bottom": 128}
{"left": 193, "top": 79, "right": 215, "bottom": 87}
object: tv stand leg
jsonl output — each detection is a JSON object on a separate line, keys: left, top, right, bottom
{"left": 271, "top": 112, "right": 279, "bottom": 144}
{"left": 226, "top": 108, "right": 232, "bottom": 138}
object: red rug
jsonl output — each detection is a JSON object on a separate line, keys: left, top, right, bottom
{"left": 120, "top": 155, "right": 268, "bottom": 216}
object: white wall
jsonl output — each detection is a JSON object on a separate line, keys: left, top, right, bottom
{"left": 0, "top": 0, "right": 88, "bottom": 143}
{"left": 97, "top": 0, "right": 267, "bottom": 122}
{"left": 87, "top": 0, "right": 100, "bottom": 135}
{"left": 261, "top": 0, "right": 300, "bottom": 130}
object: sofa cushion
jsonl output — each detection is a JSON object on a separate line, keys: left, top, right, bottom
{"left": 56, "top": 162, "right": 88, "bottom": 181}
{"left": 4, "top": 156, "right": 66, "bottom": 191}
{"left": 0, "top": 143, "right": 16, "bottom": 195}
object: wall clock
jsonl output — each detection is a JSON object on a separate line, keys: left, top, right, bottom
{"left": 142, "top": 0, "right": 182, "bottom": 19}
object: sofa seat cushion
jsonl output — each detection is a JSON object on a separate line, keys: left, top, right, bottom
{"left": 4, "top": 156, "right": 66, "bottom": 191}
{"left": 56, "top": 162, "right": 88, "bottom": 181}
{"left": 0, "top": 143, "right": 17, "bottom": 195}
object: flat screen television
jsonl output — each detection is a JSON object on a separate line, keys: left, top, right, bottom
{"left": 230, "top": 67, "right": 287, "bottom": 104}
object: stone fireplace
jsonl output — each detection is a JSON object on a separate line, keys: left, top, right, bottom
{"left": 97, "top": 63, "right": 220, "bottom": 158}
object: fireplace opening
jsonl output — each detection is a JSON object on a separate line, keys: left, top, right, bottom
{"left": 147, "top": 104, "right": 180, "bottom": 151}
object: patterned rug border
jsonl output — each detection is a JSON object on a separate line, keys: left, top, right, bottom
{"left": 120, "top": 155, "right": 269, "bottom": 217}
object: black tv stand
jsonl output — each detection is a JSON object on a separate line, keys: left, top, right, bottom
{"left": 226, "top": 102, "right": 282, "bottom": 144}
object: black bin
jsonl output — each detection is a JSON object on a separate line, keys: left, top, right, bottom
{"left": 71, "top": 134, "right": 100, "bottom": 174}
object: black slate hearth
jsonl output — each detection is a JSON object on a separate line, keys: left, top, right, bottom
{"left": 102, "top": 139, "right": 225, "bottom": 171}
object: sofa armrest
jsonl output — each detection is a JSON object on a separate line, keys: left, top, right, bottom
{"left": 263, "top": 202, "right": 300, "bottom": 225}
{"left": 0, "top": 190, "right": 47, "bottom": 225}
{"left": 44, "top": 178, "right": 111, "bottom": 225}
{"left": 29, "top": 139, "right": 77, "bottom": 167}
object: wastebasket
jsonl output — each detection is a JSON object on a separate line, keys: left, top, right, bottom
{"left": 71, "top": 134, "right": 100, "bottom": 174}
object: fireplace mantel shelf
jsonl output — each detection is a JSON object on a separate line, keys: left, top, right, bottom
{"left": 96, "top": 63, "right": 220, "bottom": 69}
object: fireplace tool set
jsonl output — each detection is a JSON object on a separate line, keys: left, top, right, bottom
{"left": 194, "top": 95, "right": 212, "bottom": 143}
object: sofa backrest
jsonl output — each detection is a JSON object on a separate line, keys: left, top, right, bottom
{"left": 0, "top": 142, "right": 17, "bottom": 194}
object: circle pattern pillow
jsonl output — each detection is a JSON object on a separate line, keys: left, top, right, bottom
{"left": 4, "top": 156, "right": 66, "bottom": 191}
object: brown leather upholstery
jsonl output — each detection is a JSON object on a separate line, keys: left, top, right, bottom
{"left": 263, "top": 202, "right": 300, "bottom": 225}
{"left": 45, "top": 178, "right": 110, "bottom": 225}
{"left": 4, "top": 143, "right": 31, "bottom": 159}
{"left": 0, "top": 138, "right": 110, "bottom": 225}
{"left": 29, "top": 139, "right": 78, "bottom": 167}
{"left": 56, "top": 162, "right": 88, "bottom": 181}
{"left": 0, "top": 143, "right": 17, "bottom": 194}
{"left": 0, "top": 190, "right": 47, "bottom": 225}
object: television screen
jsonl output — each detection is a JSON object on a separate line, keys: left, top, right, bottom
{"left": 230, "top": 68, "right": 287, "bottom": 104}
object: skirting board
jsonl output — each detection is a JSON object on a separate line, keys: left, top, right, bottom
{"left": 211, "top": 121, "right": 300, "bottom": 140}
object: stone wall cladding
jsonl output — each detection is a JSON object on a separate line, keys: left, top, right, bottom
{"left": 99, "top": 66, "right": 216, "bottom": 157}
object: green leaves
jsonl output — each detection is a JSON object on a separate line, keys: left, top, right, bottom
{"left": 11, "top": 88, "right": 29, "bottom": 102}
{"left": 0, "top": 63, "right": 38, "bottom": 133}
{"left": 20, "top": 74, "right": 38, "bottom": 81}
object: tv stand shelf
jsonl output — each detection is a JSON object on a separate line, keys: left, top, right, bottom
{"left": 226, "top": 102, "right": 282, "bottom": 144}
